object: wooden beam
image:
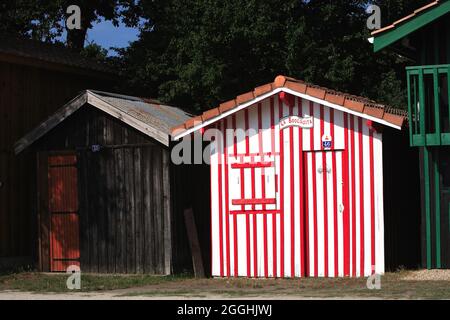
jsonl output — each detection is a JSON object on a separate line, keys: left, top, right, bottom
{"left": 14, "top": 92, "right": 88, "bottom": 154}
{"left": 184, "top": 208, "right": 205, "bottom": 278}
{"left": 162, "top": 150, "right": 172, "bottom": 275}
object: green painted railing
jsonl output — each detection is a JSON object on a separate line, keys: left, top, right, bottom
{"left": 406, "top": 64, "right": 450, "bottom": 147}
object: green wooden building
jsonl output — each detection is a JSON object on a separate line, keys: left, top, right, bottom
{"left": 372, "top": 0, "right": 450, "bottom": 269}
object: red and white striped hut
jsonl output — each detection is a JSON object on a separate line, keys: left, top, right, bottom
{"left": 172, "top": 75, "right": 407, "bottom": 278}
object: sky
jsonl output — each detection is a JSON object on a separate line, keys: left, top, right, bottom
{"left": 58, "top": 18, "right": 142, "bottom": 56}
{"left": 85, "top": 19, "right": 141, "bottom": 56}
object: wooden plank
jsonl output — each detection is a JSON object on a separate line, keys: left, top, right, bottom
{"left": 134, "top": 148, "right": 143, "bottom": 273}
{"left": 124, "top": 146, "right": 136, "bottom": 273}
{"left": 183, "top": 208, "right": 205, "bottom": 278}
{"left": 162, "top": 149, "right": 172, "bottom": 275}
{"left": 143, "top": 146, "right": 155, "bottom": 273}
{"left": 116, "top": 147, "right": 126, "bottom": 273}
{"left": 36, "top": 152, "right": 50, "bottom": 272}
{"left": 97, "top": 123, "right": 108, "bottom": 273}
{"left": 87, "top": 151, "right": 99, "bottom": 273}
{"left": 153, "top": 148, "right": 163, "bottom": 273}
{"left": 78, "top": 150, "right": 90, "bottom": 272}
{"left": 105, "top": 127, "right": 116, "bottom": 273}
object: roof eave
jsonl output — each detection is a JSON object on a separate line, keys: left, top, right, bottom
{"left": 372, "top": 1, "right": 450, "bottom": 52}
{"left": 172, "top": 88, "right": 404, "bottom": 141}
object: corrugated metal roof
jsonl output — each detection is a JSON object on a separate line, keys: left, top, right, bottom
{"left": 15, "top": 90, "right": 193, "bottom": 153}
{"left": 0, "top": 35, "right": 113, "bottom": 74}
{"left": 90, "top": 91, "right": 193, "bottom": 135}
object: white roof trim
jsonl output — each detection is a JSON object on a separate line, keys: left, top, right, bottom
{"left": 87, "top": 91, "right": 169, "bottom": 146}
{"left": 173, "top": 88, "right": 402, "bottom": 140}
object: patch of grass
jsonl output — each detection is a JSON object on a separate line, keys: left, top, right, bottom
{"left": 0, "top": 272, "right": 191, "bottom": 293}
{"left": 1, "top": 270, "right": 450, "bottom": 299}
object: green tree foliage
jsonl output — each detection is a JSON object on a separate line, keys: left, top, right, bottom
{"left": 1, "top": 1, "right": 430, "bottom": 112}
{"left": 119, "top": 0, "right": 427, "bottom": 113}
{"left": 0, "top": 0, "right": 141, "bottom": 52}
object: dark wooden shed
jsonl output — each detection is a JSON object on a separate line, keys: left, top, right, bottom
{"left": 14, "top": 90, "right": 205, "bottom": 274}
{"left": 0, "top": 36, "right": 116, "bottom": 267}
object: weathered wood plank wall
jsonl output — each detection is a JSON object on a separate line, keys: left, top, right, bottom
{"left": 0, "top": 60, "right": 111, "bottom": 259}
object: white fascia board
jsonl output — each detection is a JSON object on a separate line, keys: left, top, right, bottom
{"left": 282, "top": 87, "right": 402, "bottom": 130}
{"left": 172, "top": 87, "right": 284, "bottom": 140}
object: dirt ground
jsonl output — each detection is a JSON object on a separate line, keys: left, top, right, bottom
{"left": 0, "top": 270, "right": 450, "bottom": 300}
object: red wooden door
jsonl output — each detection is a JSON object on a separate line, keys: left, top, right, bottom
{"left": 48, "top": 154, "right": 80, "bottom": 272}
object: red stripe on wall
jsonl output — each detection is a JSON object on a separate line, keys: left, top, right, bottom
{"left": 261, "top": 103, "right": 268, "bottom": 278}
{"left": 231, "top": 115, "right": 240, "bottom": 277}
{"left": 217, "top": 122, "right": 224, "bottom": 277}
{"left": 223, "top": 119, "right": 231, "bottom": 277}
{"left": 369, "top": 128, "right": 375, "bottom": 274}
{"left": 298, "top": 97, "right": 305, "bottom": 277}
{"left": 304, "top": 152, "right": 310, "bottom": 276}
{"left": 278, "top": 95, "right": 285, "bottom": 278}
{"left": 243, "top": 111, "right": 251, "bottom": 277}
{"left": 289, "top": 100, "right": 295, "bottom": 277}
{"left": 343, "top": 114, "right": 350, "bottom": 277}
{"left": 270, "top": 98, "right": 277, "bottom": 277}
{"left": 330, "top": 109, "right": 338, "bottom": 277}
{"left": 310, "top": 101, "right": 318, "bottom": 277}
{"left": 358, "top": 117, "right": 365, "bottom": 276}
{"left": 350, "top": 115, "right": 356, "bottom": 277}
{"left": 320, "top": 105, "right": 329, "bottom": 277}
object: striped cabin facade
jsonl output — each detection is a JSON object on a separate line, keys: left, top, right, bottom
{"left": 172, "top": 76, "right": 407, "bottom": 278}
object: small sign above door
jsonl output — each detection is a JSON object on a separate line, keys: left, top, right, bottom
{"left": 280, "top": 115, "right": 314, "bottom": 130}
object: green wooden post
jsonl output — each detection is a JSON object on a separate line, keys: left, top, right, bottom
{"left": 419, "top": 69, "right": 426, "bottom": 140}
{"left": 407, "top": 71, "right": 413, "bottom": 145}
{"left": 448, "top": 66, "right": 450, "bottom": 133}
{"left": 433, "top": 69, "right": 441, "bottom": 143}
{"left": 434, "top": 152, "right": 441, "bottom": 268}
{"left": 424, "top": 147, "right": 432, "bottom": 269}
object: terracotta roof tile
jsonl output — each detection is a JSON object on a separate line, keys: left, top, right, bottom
{"left": 364, "top": 104, "right": 385, "bottom": 119}
{"left": 185, "top": 115, "right": 203, "bottom": 129}
{"left": 202, "top": 107, "right": 221, "bottom": 121}
{"left": 383, "top": 112, "right": 406, "bottom": 128}
{"left": 172, "top": 75, "right": 407, "bottom": 135}
{"left": 306, "top": 86, "right": 326, "bottom": 100}
{"left": 273, "top": 75, "right": 287, "bottom": 88}
{"left": 219, "top": 99, "right": 237, "bottom": 113}
{"left": 285, "top": 80, "right": 307, "bottom": 94}
{"left": 172, "top": 124, "right": 187, "bottom": 136}
{"left": 236, "top": 91, "right": 255, "bottom": 105}
{"left": 344, "top": 97, "right": 366, "bottom": 113}
{"left": 324, "top": 91, "right": 346, "bottom": 106}
{"left": 254, "top": 83, "right": 274, "bottom": 97}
